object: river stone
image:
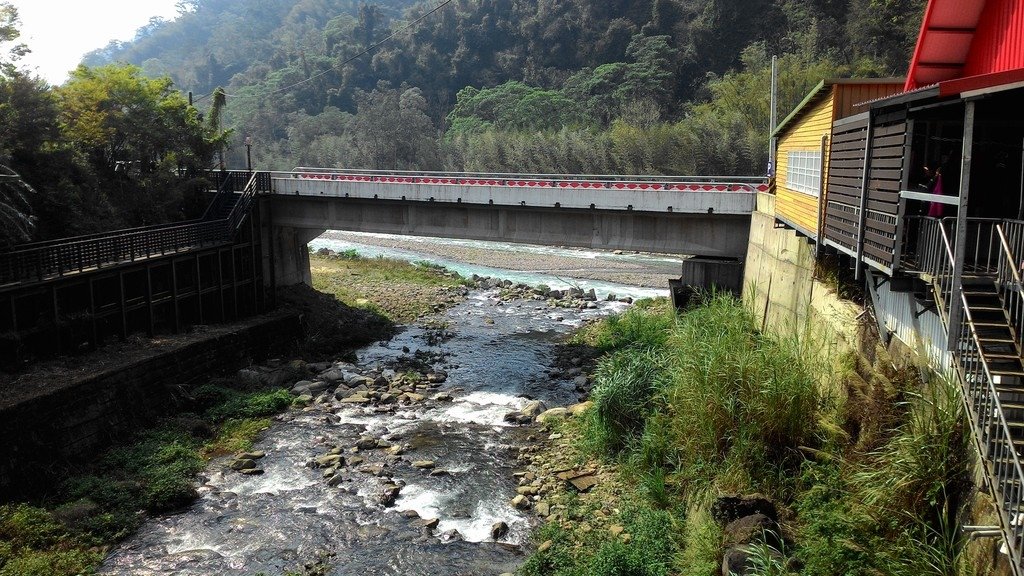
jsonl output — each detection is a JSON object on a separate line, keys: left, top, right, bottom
{"left": 327, "top": 473, "right": 347, "bottom": 487}
{"left": 516, "top": 485, "right": 539, "bottom": 496}
{"left": 230, "top": 458, "right": 258, "bottom": 471}
{"left": 359, "top": 464, "right": 386, "bottom": 476}
{"left": 348, "top": 455, "right": 364, "bottom": 466}
{"left": 566, "top": 474, "right": 599, "bottom": 493}
{"left": 237, "top": 451, "right": 265, "bottom": 460}
{"left": 401, "top": 510, "right": 420, "bottom": 519}
{"left": 567, "top": 401, "right": 593, "bottom": 416}
{"left": 429, "top": 469, "right": 450, "bottom": 477}
{"left": 318, "top": 368, "right": 346, "bottom": 382}
{"left": 535, "top": 502, "right": 551, "bottom": 517}
{"left": 340, "top": 393, "right": 371, "bottom": 404}
{"left": 316, "top": 454, "right": 343, "bottom": 468}
{"left": 538, "top": 540, "right": 553, "bottom": 553}
{"left": 440, "top": 529, "right": 462, "bottom": 542}
{"left": 380, "top": 484, "right": 402, "bottom": 507}
{"left": 432, "top": 392, "right": 453, "bottom": 402}
{"left": 427, "top": 371, "right": 448, "bottom": 383}
{"left": 378, "top": 393, "right": 397, "bottom": 405}
{"left": 238, "top": 468, "right": 264, "bottom": 475}
{"left": 414, "top": 517, "right": 440, "bottom": 532}
{"left": 491, "top": 521, "right": 509, "bottom": 540}
{"left": 292, "top": 394, "right": 313, "bottom": 407}
{"left": 537, "top": 407, "right": 568, "bottom": 422}
{"left": 522, "top": 400, "right": 547, "bottom": 418}
{"left": 511, "top": 495, "right": 530, "bottom": 510}
{"left": 723, "top": 513, "right": 780, "bottom": 548}
{"left": 503, "top": 411, "right": 532, "bottom": 425}
{"left": 411, "top": 460, "right": 435, "bottom": 469}
{"left": 356, "top": 437, "right": 379, "bottom": 450}
{"left": 721, "top": 545, "right": 763, "bottom": 576}
{"left": 401, "top": 392, "right": 426, "bottom": 404}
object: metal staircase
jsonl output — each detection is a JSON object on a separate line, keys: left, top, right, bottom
{"left": 908, "top": 216, "right": 1024, "bottom": 570}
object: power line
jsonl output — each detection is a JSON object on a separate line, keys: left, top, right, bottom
{"left": 193, "top": 0, "right": 455, "bottom": 105}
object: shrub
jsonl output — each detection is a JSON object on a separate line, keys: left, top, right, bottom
{"left": 588, "top": 347, "right": 670, "bottom": 453}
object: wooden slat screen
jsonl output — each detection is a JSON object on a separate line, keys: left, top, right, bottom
{"left": 863, "top": 109, "right": 907, "bottom": 269}
{"left": 823, "top": 110, "right": 908, "bottom": 269}
{"left": 824, "top": 114, "right": 869, "bottom": 255}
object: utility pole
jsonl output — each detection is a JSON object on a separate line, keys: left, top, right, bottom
{"left": 768, "top": 55, "right": 778, "bottom": 178}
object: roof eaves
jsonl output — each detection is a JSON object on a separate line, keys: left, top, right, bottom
{"left": 771, "top": 80, "right": 829, "bottom": 139}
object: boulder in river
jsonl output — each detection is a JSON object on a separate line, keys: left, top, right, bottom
{"left": 491, "top": 521, "right": 509, "bottom": 540}
{"left": 536, "top": 407, "right": 568, "bottom": 422}
{"left": 521, "top": 400, "right": 547, "bottom": 419}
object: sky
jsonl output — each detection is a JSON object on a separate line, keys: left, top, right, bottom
{"left": 8, "top": 0, "right": 180, "bottom": 85}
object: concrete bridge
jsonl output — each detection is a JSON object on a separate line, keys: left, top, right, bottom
{"left": 265, "top": 168, "right": 767, "bottom": 285}
{"left": 0, "top": 169, "right": 764, "bottom": 366}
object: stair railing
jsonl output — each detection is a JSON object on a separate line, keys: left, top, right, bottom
{"left": 997, "top": 223, "right": 1024, "bottom": 354}
{"left": 957, "top": 292, "right": 1024, "bottom": 569}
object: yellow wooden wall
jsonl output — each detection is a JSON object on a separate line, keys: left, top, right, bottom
{"left": 775, "top": 93, "right": 834, "bottom": 238}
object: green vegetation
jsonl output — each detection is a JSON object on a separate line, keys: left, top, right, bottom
{"left": 524, "top": 295, "right": 974, "bottom": 576}
{"left": 0, "top": 384, "right": 297, "bottom": 575}
{"left": 66, "top": 0, "right": 925, "bottom": 177}
{"left": 310, "top": 251, "right": 468, "bottom": 323}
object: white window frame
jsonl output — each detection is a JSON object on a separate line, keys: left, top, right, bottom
{"left": 786, "top": 150, "right": 822, "bottom": 196}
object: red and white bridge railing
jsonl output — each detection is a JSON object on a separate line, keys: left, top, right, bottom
{"left": 284, "top": 168, "right": 768, "bottom": 193}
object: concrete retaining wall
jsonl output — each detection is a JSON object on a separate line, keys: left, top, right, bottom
{"left": 742, "top": 192, "right": 861, "bottom": 349}
{"left": 0, "top": 311, "right": 302, "bottom": 496}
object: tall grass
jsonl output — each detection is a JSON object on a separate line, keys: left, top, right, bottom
{"left": 554, "top": 294, "right": 976, "bottom": 576}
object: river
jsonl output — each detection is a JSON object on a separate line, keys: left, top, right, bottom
{"left": 98, "top": 234, "right": 671, "bottom": 575}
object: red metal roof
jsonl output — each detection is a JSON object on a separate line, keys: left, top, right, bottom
{"left": 905, "top": 0, "right": 1024, "bottom": 91}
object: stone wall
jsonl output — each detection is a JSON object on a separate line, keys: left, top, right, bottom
{"left": 0, "top": 311, "right": 302, "bottom": 496}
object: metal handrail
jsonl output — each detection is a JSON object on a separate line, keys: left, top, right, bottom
{"left": 957, "top": 291, "right": 1024, "bottom": 569}
{"left": 0, "top": 172, "right": 271, "bottom": 287}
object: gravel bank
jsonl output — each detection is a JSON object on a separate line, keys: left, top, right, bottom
{"left": 316, "top": 231, "right": 684, "bottom": 289}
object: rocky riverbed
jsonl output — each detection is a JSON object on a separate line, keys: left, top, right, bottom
{"left": 98, "top": 283, "right": 629, "bottom": 576}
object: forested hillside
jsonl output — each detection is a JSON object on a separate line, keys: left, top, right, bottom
{"left": 0, "top": 0, "right": 925, "bottom": 243}
{"left": 86, "top": 0, "right": 925, "bottom": 175}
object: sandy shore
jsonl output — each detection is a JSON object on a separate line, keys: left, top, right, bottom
{"left": 317, "top": 231, "right": 685, "bottom": 289}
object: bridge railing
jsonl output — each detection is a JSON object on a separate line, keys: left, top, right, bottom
{"left": 0, "top": 172, "right": 269, "bottom": 287}
{"left": 282, "top": 168, "right": 768, "bottom": 193}
{"left": 0, "top": 220, "right": 228, "bottom": 285}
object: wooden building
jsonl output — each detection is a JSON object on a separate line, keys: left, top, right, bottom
{"left": 816, "top": 1, "right": 1024, "bottom": 570}
{"left": 772, "top": 79, "right": 904, "bottom": 240}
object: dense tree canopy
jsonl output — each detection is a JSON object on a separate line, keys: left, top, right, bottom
{"left": 0, "top": 0, "right": 927, "bottom": 239}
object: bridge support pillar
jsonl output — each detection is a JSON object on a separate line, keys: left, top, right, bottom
{"left": 267, "top": 225, "right": 324, "bottom": 287}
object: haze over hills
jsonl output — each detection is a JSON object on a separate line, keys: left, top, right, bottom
{"left": 82, "top": 0, "right": 924, "bottom": 175}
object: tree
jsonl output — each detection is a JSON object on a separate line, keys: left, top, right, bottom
{"left": 0, "top": 3, "right": 28, "bottom": 77}
{"left": 56, "top": 64, "right": 215, "bottom": 176}
{"left": 348, "top": 82, "right": 439, "bottom": 170}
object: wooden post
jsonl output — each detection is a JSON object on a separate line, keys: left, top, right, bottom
{"left": 51, "top": 284, "right": 60, "bottom": 356}
{"left": 855, "top": 111, "right": 875, "bottom": 280}
{"left": 815, "top": 134, "right": 829, "bottom": 257}
{"left": 119, "top": 271, "right": 127, "bottom": 339}
{"left": 218, "top": 248, "right": 225, "bottom": 322}
{"left": 146, "top": 265, "right": 154, "bottom": 337}
{"left": 947, "top": 100, "right": 976, "bottom": 351}
{"left": 171, "top": 259, "right": 180, "bottom": 333}
{"left": 88, "top": 277, "right": 97, "bottom": 349}
{"left": 195, "top": 253, "right": 203, "bottom": 323}
{"left": 892, "top": 118, "right": 916, "bottom": 268}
